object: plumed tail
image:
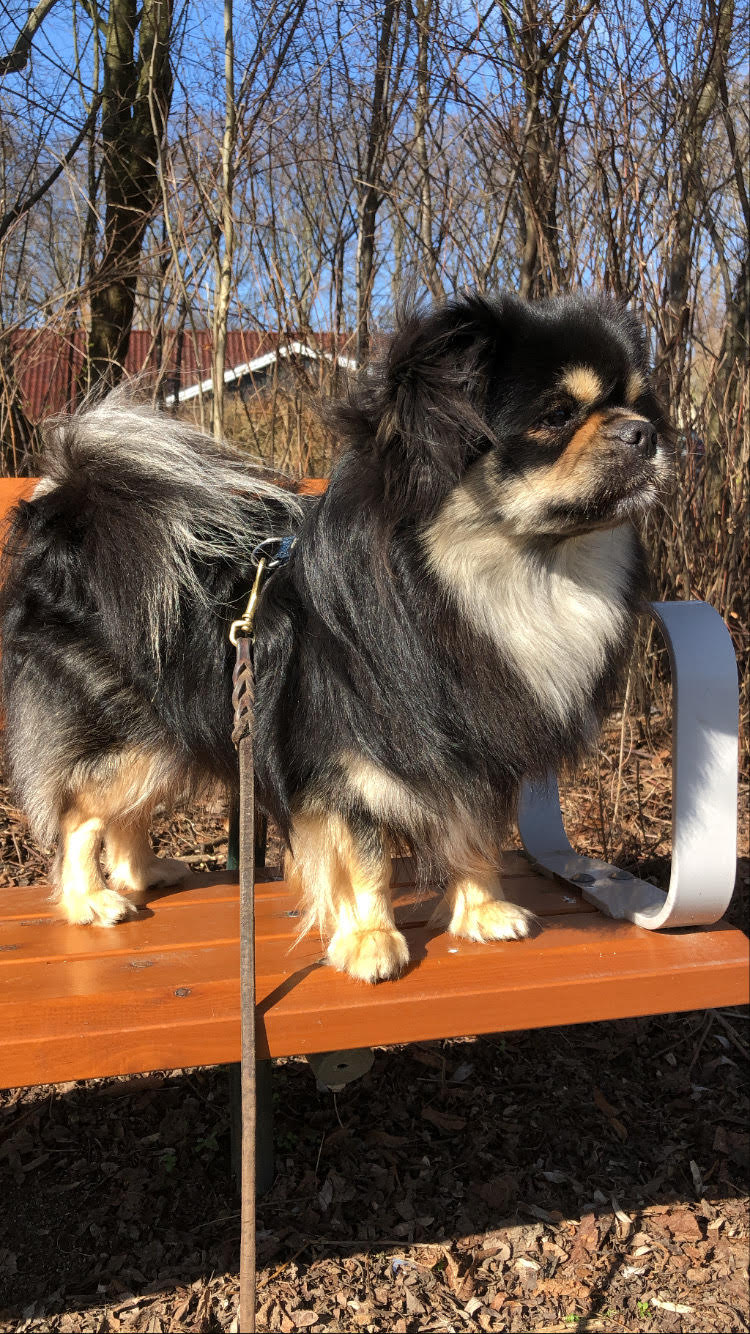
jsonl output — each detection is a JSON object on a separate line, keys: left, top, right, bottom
{"left": 0, "top": 393, "right": 306, "bottom": 844}
{"left": 3, "top": 390, "right": 304, "bottom": 663}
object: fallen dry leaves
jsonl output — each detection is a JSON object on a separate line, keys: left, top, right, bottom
{"left": 0, "top": 715, "right": 748, "bottom": 1333}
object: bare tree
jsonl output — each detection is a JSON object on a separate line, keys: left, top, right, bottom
{"left": 84, "top": 0, "right": 174, "bottom": 389}
{"left": 353, "top": 0, "right": 410, "bottom": 361}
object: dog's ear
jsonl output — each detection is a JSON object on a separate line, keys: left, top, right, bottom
{"left": 334, "top": 294, "right": 505, "bottom": 518}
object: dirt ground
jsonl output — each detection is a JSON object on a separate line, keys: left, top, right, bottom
{"left": 0, "top": 716, "right": 748, "bottom": 1334}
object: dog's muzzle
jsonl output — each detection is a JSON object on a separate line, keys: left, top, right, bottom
{"left": 606, "top": 416, "right": 659, "bottom": 460}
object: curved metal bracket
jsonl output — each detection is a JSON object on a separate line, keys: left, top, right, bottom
{"left": 518, "top": 600, "right": 739, "bottom": 929}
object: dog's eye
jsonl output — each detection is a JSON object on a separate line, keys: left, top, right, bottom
{"left": 540, "top": 404, "right": 574, "bottom": 430}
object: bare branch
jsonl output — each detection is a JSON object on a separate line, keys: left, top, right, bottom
{"left": 0, "top": 0, "right": 61, "bottom": 75}
{"left": 0, "top": 95, "right": 102, "bottom": 243}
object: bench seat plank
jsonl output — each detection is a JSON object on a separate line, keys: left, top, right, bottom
{"left": 0, "top": 863, "right": 747, "bottom": 1089}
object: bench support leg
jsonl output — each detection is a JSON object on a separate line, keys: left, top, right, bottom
{"left": 518, "top": 600, "right": 739, "bottom": 929}
{"left": 306, "top": 1047, "right": 375, "bottom": 1091}
{"left": 230, "top": 1060, "right": 275, "bottom": 1196}
{"left": 228, "top": 794, "right": 267, "bottom": 872}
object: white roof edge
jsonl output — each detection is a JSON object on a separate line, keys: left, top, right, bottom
{"left": 164, "top": 341, "right": 357, "bottom": 405}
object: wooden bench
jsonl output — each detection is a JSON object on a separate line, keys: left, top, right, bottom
{"left": 0, "top": 476, "right": 747, "bottom": 1137}
{"left": 0, "top": 855, "right": 747, "bottom": 1091}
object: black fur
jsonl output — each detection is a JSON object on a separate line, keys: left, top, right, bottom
{"left": 252, "top": 293, "right": 658, "bottom": 874}
{"left": 1, "top": 293, "right": 666, "bottom": 910}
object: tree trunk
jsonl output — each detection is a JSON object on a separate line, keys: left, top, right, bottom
{"left": 356, "top": 0, "right": 399, "bottom": 365}
{"left": 212, "top": 0, "right": 236, "bottom": 440}
{"left": 414, "top": 0, "right": 442, "bottom": 300}
{"left": 85, "top": 0, "right": 173, "bottom": 392}
{"left": 655, "top": 0, "right": 733, "bottom": 399}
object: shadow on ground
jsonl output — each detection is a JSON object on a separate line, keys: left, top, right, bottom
{"left": 1, "top": 1002, "right": 748, "bottom": 1333}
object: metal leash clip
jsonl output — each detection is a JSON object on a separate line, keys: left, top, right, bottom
{"left": 228, "top": 535, "right": 296, "bottom": 647}
{"left": 229, "top": 558, "right": 268, "bottom": 646}
{"left": 250, "top": 535, "right": 296, "bottom": 570}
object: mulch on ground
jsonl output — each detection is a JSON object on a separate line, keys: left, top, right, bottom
{"left": 0, "top": 715, "right": 748, "bottom": 1334}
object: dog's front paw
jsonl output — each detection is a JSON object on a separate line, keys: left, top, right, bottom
{"left": 447, "top": 898, "right": 536, "bottom": 943}
{"left": 327, "top": 927, "right": 410, "bottom": 983}
{"left": 62, "top": 886, "right": 139, "bottom": 927}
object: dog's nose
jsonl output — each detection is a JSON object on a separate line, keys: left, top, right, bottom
{"left": 610, "top": 418, "right": 658, "bottom": 459}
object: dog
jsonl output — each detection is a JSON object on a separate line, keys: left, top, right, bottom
{"left": 0, "top": 292, "right": 670, "bottom": 982}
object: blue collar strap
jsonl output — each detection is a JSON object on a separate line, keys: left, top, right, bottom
{"left": 250, "top": 535, "right": 296, "bottom": 569}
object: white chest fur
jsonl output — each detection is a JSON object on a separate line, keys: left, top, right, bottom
{"left": 422, "top": 480, "right": 635, "bottom": 724}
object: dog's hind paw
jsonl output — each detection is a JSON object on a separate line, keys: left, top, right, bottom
{"left": 446, "top": 897, "right": 536, "bottom": 943}
{"left": 327, "top": 926, "right": 410, "bottom": 983}
{"left": 61, "top": 886, "right": 139, "bottom": 927}
{"left": 144, "top": 855, "right": 190, "bottom": 889}
{"left": 108, "top": 854, "right": 190, "bottom": 900}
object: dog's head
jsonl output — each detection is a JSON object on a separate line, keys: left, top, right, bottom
{"left": 335, "top": 293, "right": 671, "bottom": 538}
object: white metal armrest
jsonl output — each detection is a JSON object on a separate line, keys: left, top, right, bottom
{"left": 518, "top": 600, "right": 739, "bottom": 929}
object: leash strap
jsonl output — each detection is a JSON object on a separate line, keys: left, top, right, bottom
{"left": 229, "top": 534, "right": 295, "bottom": 1329}
{"left": 232, "top": 635, "right": 257, "bottom": 1332}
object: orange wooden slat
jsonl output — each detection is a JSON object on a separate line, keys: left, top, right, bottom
{"left": 0, "top": 864, "right": 595, "bottom": 949}
{"left": 0, "top": 868, "right": 746, "bottom": 1088}
{"left": 295, "top": 477, "right": 327, "bottom": 495}
{"left": 0, "top": 872, "right": 282, "bottom": 922}
{"left": 0, "top": 918, "right": 746, "bottom": 1087}
{"left": 0, "top": 476, "right": 37, "bottom": 518}
{"left": 0, "top": 868, "right": 592, "bottom": 969}
{"left": 0, "top": 853, "right": 578, "bottom": 923}
{"left": 0, "top": 472, "right": 746, "bottom": 1089}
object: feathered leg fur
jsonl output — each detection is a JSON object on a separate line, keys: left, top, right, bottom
{"left": 104, "top": 815, "right": 189, "bottom": 901}
{"left": 432, "top": 854, "right": 536, "bottom": 942}
{"left": 287, "top": 812, "right": 410, "bottom": 983}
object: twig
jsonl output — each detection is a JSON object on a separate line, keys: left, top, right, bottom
{"left": 612, "top": 660, "right": 636, "bottom": 832}
{"left": 710, "top": 1009, "right": 750, "bottom": 1058}
{"left": 687, "top": 1012, "right": 715, "bottom": 1075}
{"left": 595, "top": 745, "right": 610, "bottom": 862}
{"left": 257, "top": 1244, "right": 310, "bottom": 1288}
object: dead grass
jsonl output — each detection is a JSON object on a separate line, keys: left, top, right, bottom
{"left": 178, "top": 388, "right": 336, "bottom": 481}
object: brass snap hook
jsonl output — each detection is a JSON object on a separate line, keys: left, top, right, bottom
{"left": 229, "top": 557, "right": 268, "bottom": 646}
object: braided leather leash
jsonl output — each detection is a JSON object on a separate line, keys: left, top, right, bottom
{"left": 228, "top": 542, "right": 295, "bottom": 1331}
{"left": 232, "top": 633, "right": 257, "bottom": 1332}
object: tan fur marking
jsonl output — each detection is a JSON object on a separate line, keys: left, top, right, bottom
{"left": 56, "top": 747, "right": 190, "bottom": 926}
{"left": 70, "top": 747, "right": 177, "bottom": 821}
{"left": 553, "top": 409, "right": 607, "bottom": 481}
{"left": 105, "top": 817, "right": 189, "bottom": 900}
{"left": 626, "top": 370, "right": 646, "bottom": 404}
{"left": 344, "top": 754, "right": 424, "bottom": 826}
{"left": 286, "top": 810, "right": 408, "bottom": 982}
{"left": 344, "top": 752, "right": 499, "bottom": 876}
{"left": 55, "top": 810, "right": 135, "bottom": 926}
{"left": 430, "top": 850, "right": 534, "bottom": 941}
{"left": 560, "top": 366, "right": 603, "bottom": 405}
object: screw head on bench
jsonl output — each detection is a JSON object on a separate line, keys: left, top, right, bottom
{"left": 570, "top": 872, "right": 595, "bottom": 885}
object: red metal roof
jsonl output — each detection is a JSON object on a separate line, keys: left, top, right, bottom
{"left": 4, "top": 328, "right": 344, "bottom": 422}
